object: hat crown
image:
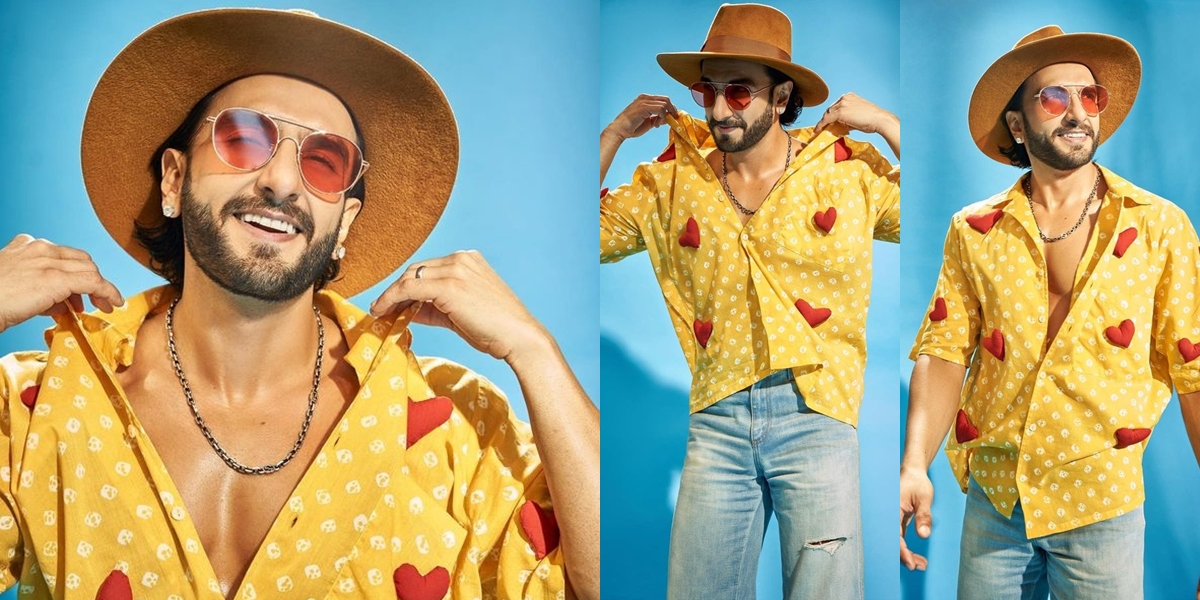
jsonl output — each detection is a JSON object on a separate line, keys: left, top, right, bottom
{"left": 1013, "top": 25, "right": 1066, "bottom": 50}
{"left": 700, "top": 3, "right": 792, "bottom": 61}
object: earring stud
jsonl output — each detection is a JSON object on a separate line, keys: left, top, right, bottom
{"left": 1015, "top": 137, "right": 1023, "bottom": 144}
{"left": 334, "top": 246, "right": 346, "bottom": 260}
{"left": 162, "top": 205, "right": 175, "bottom": 218}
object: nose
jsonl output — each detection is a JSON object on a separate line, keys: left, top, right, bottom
{"left": 255, "top": 136, "right": 304, "bottom": 204}
{"left": 1062, "top": 90, "right": 1090, "bottom": 125}
{"left": 710, "top": 90, "right": 735, "bottom": 122}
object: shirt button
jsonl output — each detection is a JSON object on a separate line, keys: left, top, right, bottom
{"left": 171, "top": 507, "right": 186, "bottom": 521}
{"left": 1038, "top": 316, "right": 1046, "bottom": 323}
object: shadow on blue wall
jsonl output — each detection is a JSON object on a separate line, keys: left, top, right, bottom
{"left": 600, "top": 334, "right": 690, "bottom": 599}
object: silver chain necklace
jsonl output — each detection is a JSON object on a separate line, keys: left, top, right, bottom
{"left": 1023, "top": 163, "right": 1102, "bottom": 243}
{"left": 722, "top": 133, "right": 792, "bottom": 215}
{"left": 165, "top": 297, "right": 324, "bottom": 475}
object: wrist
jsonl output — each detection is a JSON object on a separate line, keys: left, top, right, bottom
{"left": 601, "top": 125, "right": 628, "bottom": 145}
{"left": 504, "top": 324, "right": 559, "bottom": 371}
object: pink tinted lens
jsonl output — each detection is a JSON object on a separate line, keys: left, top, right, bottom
{"left": 212, "top": 108, "right": 277, "bottom": 170}
{"left": 300, "top": 133, "right": 361, "bottom": 194}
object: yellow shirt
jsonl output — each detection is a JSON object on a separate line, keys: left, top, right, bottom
{"left": 0, "top": 286, "right": 567, "bottom": 599}
{"left": 911, "top": 166, "right": 1200, "bottom": 538}
{"left": 601, "top": 112, "right": 900, "bottom": 424}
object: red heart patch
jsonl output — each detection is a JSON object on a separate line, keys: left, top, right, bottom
{"left": 656, "top": 144, "right": 676, "bottom": 162}
{"left": 1179, "top": 338, "right": 1200, "bottom": 363}
{"left": 1113, "top": 227, "right": 1137, "bottom": 257}
{"left": 679, "top": 217, "right": 701, "bottom": 248}
{"left": 1114, "top": 427, "right": 1151, "bottom": 449}
{"left": 1104, "top": 319, "right": 1135, "bottom": 348}
{"left": 693, "top": 320, "right": 713, "bottom": 349}
{"left": 966, "top": 209, "right": 1003, "bottom": 234}
{"left": 95, "top": 570, "right": 132, "bottom": 600}
{"left": 600, "top": 187, "right": 609, "bottom": 198}
{"left": 19, "top": 385, "right": 39, "bottom": 409}
{"left": 794, "top": 299, "right": 832, "bottom": 327}
{"left": 833, "top": 137, "right": 852, "bottom": 162}
{"left": 407, "top": 396, "right": 452, "bottom": 448}
{"left": 519, "top": 501, "right": 561, "bottom": 559}
{"left": 982, "top": 329, "right": 1004, "bottom": 361}
{"left": 813, "top": 207, "right": 837, "bottom": 233}
{"left": 928, "top": 297, "right": 947, "bottom": 322}
{"left": 955, "top": 409, "right": 979, "bottom": 444}
{"left": 393, "top": 564, "right": 450, "bottom": 600}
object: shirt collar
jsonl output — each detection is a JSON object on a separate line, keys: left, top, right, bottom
{"left": 663, "top": 111, "right": 852, "bottom": 169}
{"left": 49, "top": 285, "right": 419, "bottom": 384}
{"left": 982, "top": 164, "right": 1151, "bottom": 212}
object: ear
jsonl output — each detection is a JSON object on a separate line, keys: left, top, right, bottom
{"left": 160, "top": 149, "right": 187, "bottom": 214}
{"left": 1004, "top": 110, "right": 1025, "bottom": 143}
{"left": 774, "top": 81, "right": 793, "bottom": 110}
{"left": 336, "top": 197, "right": 363, "bottom": 247}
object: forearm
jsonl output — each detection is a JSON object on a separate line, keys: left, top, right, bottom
{"left": 600, "top": 127, "right": 626, "bottom": 185}
{"left": 505, "top": 333, "right": 600, "bottom": 600}
{"left": 876, "top": 112, "right": 900, "bottom": 160}
{"left": 901, "top": 354, "right": 967, "bottom": 472}
{"left": 1180, "top": 390, "right": 1200, "bottom": 471}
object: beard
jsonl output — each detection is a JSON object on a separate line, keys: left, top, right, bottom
{"left": 180, "top": 178, "right": 340, "bottom": 302}
{"left": 709, "top": 104, "right": 776, "bottom": 153}
{"left": 1023, "top": 114, "right": 1100, "bottom": 171}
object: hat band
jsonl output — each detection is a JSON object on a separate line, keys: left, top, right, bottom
{"left": 700, "top": 35, "right": 790, "bottom": 62}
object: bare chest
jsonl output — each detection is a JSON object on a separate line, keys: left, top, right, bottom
{"left": 115, "top": 355, "right": 357, "bottom": 596}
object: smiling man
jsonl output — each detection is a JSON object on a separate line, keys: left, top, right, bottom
{"left": 0, "top": 9, "right": 598, "bottom": 599}
{"left": 599, "top": 4, "right": 899, "bottom": 598}
{"left": 900, "top": 26, "right": 1200, "bottom": 598}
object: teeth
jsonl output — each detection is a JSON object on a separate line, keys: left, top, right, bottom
{"left": 239, "top": 214, "right": 297, "bottom": 235}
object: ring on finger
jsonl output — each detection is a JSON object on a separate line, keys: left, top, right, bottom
{"left": 415, "top": 265, "right": 426, "bottom": 280}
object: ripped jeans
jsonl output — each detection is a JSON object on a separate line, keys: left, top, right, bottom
{"left": 666, "top": 369, "right": 863, "bottom": 599}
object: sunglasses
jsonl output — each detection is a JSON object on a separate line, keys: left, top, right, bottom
{"left": 205, "top": 107, "right": 369, "bottom": 197}
{"left": 689, "top": 81, "right": 773, "bottom": 111}
{"left": 1032, "top": 84, "right": 1109, "bottom": 117}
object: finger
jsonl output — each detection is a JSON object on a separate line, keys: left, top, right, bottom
{"left": 67, "top": 294, "right": 84, "bottom": 314}
{"left": 914, "top": 507, "right": 933, "bottom": 538}
{"left": 371, "top": 276, "right": 442, "bottom": 317}
{"left": 812, "top": 107, "right": 838, "bottom": 136}
{"left": 62, "top": 270, "right": 124, "bottom": 308}
{"left": 900, "top": 537, "right": 915, "bottom": 570}
{"left": 4, "top": 233, "right": 35, "bottom": 249}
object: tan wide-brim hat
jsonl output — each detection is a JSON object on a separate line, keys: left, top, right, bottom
{"left": 82, "top": 8, "right": 458, "bottom": 297}
{"left": 969, "top": 25, "right": 1141, "bottom": 164}
{"left": 657, "top": 3, "right": 829, "bottom": 107}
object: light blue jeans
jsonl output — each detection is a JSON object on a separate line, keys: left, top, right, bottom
{"left": 666, "top": 369, "right": 863, "bottom": 600}
{"left": 958, "top": 476, "right": 1145, "bottom": 600}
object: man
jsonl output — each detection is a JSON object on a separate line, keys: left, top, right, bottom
{"left": 0, "top": 8, "right": 598, "bottom": 599}
{"left": 900, "top": 25, "right": 1200, "bottom": 599}
{"left": 600, "top": 4, "right": 899, "bottom": 597}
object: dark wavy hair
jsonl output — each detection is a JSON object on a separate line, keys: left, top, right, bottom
{"left": 997, "top": 81, "right": 1031, "bottom": 168}
{"left": 766, "top": 67, "right": 805, "bottom": 127}
{"left": 133, "top": 76, "right": 368, "bottom": 290}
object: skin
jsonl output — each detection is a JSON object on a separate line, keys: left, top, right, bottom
{"left": 900, "top": 66, "right": 1200, "bottom": 598}
{"left": 0, "top": 74, "right": 599, "bottom": 600}
{"left": 601, "top": 58, "right": 898, "bottom": 226}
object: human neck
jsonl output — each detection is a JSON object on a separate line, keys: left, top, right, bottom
{"left": 1027, "top": 159, "right": 1099, "bottom": 210}
{"left": 723, "top": 125, "right": 791, "bottom": 179}
{"left": 168, "top": 272, "right": 322, "bottom": 405}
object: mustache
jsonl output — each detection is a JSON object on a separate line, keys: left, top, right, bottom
{"left": 219, "top": 194, "right": 315, "bottom": 241}
{"left": 708, "top": 117, "right": 746, "bottom": 130}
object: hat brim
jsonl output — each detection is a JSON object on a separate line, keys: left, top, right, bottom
{"left": 82, "top": 8, "right": 458, "bottom": 298}
{"left": 656, "top": 52, "right": 830, "bottom": 107}
{"left": 968, "top": 32, "right": 1141, "bottom": 164}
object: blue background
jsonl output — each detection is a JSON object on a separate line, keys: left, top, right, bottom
{"left": 0, "top": 1, "right": 596, "bottom": 596}
{"left": 600, "top": 1, "right": 900, "bottom": 598}
{"left": 900, "top": 1, "right": 1200, "bottom": 598}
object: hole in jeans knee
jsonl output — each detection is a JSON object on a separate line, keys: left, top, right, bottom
{"left": 802, "top": 536, "right": 847, "bottom": 556}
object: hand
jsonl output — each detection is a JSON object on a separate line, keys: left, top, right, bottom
{"left": 603, "top": 94, "right": 679, "bottom": 142}
{"left": 0, "top": 234, "right": 124, "bottom": 333}
{"left": 900, "top": 465, "right": 934, "bottom": 571}
{"left": 813, "top": 92, "right": 897, "bottom": 136}
{"left": 369, "top": 250, "right": 551, "bottom": 363}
